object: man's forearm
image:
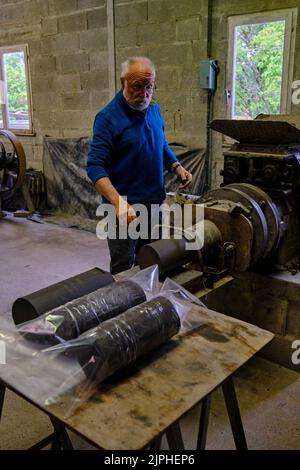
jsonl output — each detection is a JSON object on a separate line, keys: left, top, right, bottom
{"left": 95, "top": 177, "right": 120, "bottom": 207}
{"left": 95, "top": 177, "right": 136, "bottom": 223}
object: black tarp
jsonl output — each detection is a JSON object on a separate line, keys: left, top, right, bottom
{"left": 44, "top": 137, "right": 206, "bottom": 220}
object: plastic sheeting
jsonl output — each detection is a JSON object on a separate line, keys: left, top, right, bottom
{"left": 44, "top": 137, "right": 206, "bottom": 219}
{"left": 44, "top": 137, "right": 96, "bottom": 219}
{"left": 164, "top": 144, "right": 206, "bottom": 195}
{"left": 16, "top": 265, "right": 159, "bottom": 344}
{"left": 66, "top": 296, "right": 181, "bottom": 383}
{"left": 0, "top": 267, "right": 206, "bottom": 417}
{"left": 38, "top": 277, "right": 205, "bottom": 409}
{"left": 17, "top": 280, "right": 146, "bottom": 343}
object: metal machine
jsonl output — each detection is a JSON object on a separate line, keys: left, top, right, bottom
{"left": 138, "top": 117, "right": 300, "bottom": 290}
{"left": 0, "top": 130, "right": 26, "bottom": 218}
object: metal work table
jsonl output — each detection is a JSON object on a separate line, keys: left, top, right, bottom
{"left": 0, "top": 306, "right": 273, "bottom": 450}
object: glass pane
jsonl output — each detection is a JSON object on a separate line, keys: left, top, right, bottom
{"left": 3, "top": 51, "right": 30, "bottom": 130}
{"left": 233, "top": 20, "right": 285, "bottom": 119}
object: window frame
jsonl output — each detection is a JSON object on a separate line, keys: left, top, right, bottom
{"left": 227, "top": 8, "right": 298, "bottom": 120}
{"left": 0, "top": 44, "right": 34, "bottom": 135}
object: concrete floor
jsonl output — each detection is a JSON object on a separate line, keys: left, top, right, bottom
{"left": 0, "top": 215, "right": 299, "bottom": 450}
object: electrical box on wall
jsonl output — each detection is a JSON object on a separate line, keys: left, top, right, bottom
{"left": 199, "top": 60, "right": 218, "bottom": 91}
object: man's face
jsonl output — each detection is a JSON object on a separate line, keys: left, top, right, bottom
{"left": 122, "top": 63, "right": 155, "bottom": 110}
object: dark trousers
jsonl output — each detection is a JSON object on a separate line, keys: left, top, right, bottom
{"left": 107, "top": 204, "right": 161, "bottom": 275}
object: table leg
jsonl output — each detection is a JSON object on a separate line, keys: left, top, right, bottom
{"left": 148, "top": 435, "right": 162, "bottom": 450}
{"left": 26, "top": 417, "right": 74, "bottom": 450}
{"left": 165, "top": 421, "right": 185, "bottom": 450}
{"left": 196, "top": 394, "right": 212, "bottom": 450}
{"left": 0, "top": 381, "right": 73, "bottom": 450}
{"left": 49, "top": 416, "right": 74, "bottom": 450}
{"left": 27, "top": 433, "right": 57, "bottom": 450}
{"left": 222, "top": 376, "right": 248, "bottom": 450}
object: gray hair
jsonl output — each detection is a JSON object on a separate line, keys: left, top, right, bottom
{"left": 120, "top": 57, "right": 155, "bottom": 79}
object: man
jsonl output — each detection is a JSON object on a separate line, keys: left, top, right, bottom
{"left": 87, "top": 57, "right": 192, "bottom": 274}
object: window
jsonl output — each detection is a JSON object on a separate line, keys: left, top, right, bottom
{"left": 227, "top": 9, "right": 297, "bottom": 119}
{"left": 0, "top": 45, "right": 33, "bottom": 133}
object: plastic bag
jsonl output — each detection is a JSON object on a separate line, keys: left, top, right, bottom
{"left": 160, "top": 277, "right": 206, "bottom": 334}
{"left": 127, "top": 264, "right": 160, "bottom": 298}
{"left": 40, "top": 277, "right": 206, "bottom": 416}
{"left": 45, "top": 295, "right": 180, "bottom": 383}
{"left": 16, "top": 265, "right": 158, "bottom": 344}
{"left": 0, "top": 266, "right": 207, "bottom": 418}
{"left": 0, "top": 311, "right": 87, "bottom": 407}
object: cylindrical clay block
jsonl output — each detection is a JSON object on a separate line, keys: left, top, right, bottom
{"left": 12, "top": 268, "right": 114, "bottom": 325}
{"left": 19, "top": 280, "right": 146, "bottom": 342}
{"left": 76, "top": 296, "right": 181, "bottom": 384}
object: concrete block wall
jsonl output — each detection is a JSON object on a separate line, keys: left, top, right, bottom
{"left": 0, "top": 0, "right": 109, "bottom": 170}
{"left": 114, "top": 0, "right": 209, "bottom": 148}
{"left": 1, "top": 0, "right": 300, "bottom": 183}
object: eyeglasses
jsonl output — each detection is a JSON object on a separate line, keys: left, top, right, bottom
{"left": 128, "top": 83, "right": 156, "bottom": 92}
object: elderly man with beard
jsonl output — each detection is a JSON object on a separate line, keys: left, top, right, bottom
{"left": 87, "top": 56, "right": 192, "bottom": 274}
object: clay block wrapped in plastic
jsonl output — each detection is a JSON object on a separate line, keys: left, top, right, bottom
{"left": 55, "top": 296, "right": 181, "bottom": 384}
{"left": 18, "top": 280, "right": 146, "bottom": 343}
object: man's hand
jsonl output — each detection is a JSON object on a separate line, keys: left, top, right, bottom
{"left": 94, "top": 178, "right": 137, "bottom": 224}
{"left": 114, "top": 197, "right": 137, "bottom": 224}
{"left": 175, "top": 165, "right": 192, "bottom": 189}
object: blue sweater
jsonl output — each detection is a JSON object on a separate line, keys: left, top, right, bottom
{"left": 87, "top": 90, "right": 178, "bottom": 204}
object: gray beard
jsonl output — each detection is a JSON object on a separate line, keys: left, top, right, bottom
{"left": 123, "top": 91, "right": 149, "bottom": 110}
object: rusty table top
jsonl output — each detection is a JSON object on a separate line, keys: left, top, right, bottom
{"left": 0, "top": 306, "right": 273, "bottom": 450}
{"left": 49, "top": 307, "right": 273, "bottom": 449}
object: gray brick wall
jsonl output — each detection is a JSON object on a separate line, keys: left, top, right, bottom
{"left": 0, "top": 0, "right": 109, "bottom": 170}
{"left": 115, "top": 0, "right": 208, "bottom": 148}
